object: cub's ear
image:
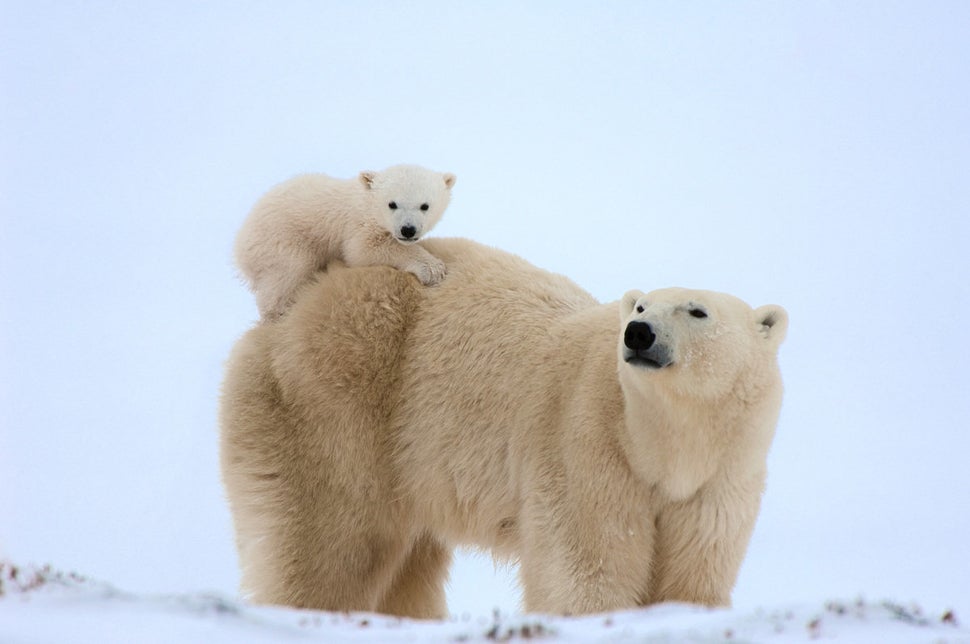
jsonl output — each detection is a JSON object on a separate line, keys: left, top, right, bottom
{"left": 443, "top": 173, "right": 456, "bottom": 189}
{"left": 620, "top": 289, "right": 647, "bottom": 320}
{"left": 359, "top": 171, "right": 377, "bottom": 189}
{"left": 754, "top": 304, "right": 788, "bottom": 347}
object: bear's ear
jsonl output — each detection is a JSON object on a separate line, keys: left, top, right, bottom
{"left": 359, "top": 171, "right": 377, "bottom": 189}
{"left": 754, "top": 304, "right": 788, "bottom": 347}
{"left": 443, "top": 173, "right": 456, "bottom": 189}
{"left": 620, "top": 289, "right": 647, "bottom": 320}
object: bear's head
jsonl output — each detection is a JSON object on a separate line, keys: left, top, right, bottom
{"left": 618, "top": 287, "right": 788, "bottom": 402}
{"left": 359, "top": 164, "right": 456, "bottom": 244}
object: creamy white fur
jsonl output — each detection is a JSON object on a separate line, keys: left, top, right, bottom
{"left": 220, "top": 238, "right": 787, "bottom": 617}
{"left": 234, "top": 164, "right": 455, "bottom": 319}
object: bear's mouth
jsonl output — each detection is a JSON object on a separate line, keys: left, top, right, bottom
{"left": 623, "top": 348, "right": 672, "bottom": 369}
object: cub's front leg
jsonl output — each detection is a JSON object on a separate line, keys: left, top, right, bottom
{"left": 343, "top": 226, "right": 446, "bottom": 285}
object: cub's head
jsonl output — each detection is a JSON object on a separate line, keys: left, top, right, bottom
{"left": 359, "top": 164, "right": 456, "bottom": 243}
{"left": 618, "top": 287, "right": 788, "bottom": 401}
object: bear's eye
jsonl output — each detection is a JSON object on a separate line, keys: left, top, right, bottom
{"left": 635, "top": 305, "right": 644, "bottom": 313}
{"left": 388, "top": 201, "right": 398, "bottom": 210}
{"left": 420, "top": 203, "right": 429, "bottom": 211}
{"left": 689, "top": 307, "right": 708, "bottom": 319}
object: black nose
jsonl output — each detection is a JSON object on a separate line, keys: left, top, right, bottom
{"left": 624, "top": 321, "right": 655, "bottom": 351}
{"left": 400, "top": 225, "right": 417, "bottom": 239}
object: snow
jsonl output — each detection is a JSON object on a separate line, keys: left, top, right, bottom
{"left": 2, "top": 0, "right": 969, "bottom": 636}
{"left": 2, "top": 563, "right": 966, "bottom": 643}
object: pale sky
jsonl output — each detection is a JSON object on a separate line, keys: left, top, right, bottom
{"left": 2, "top": 1, "right": 968, "bottom": 617}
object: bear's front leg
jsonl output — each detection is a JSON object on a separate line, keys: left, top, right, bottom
{"left": 400, "top": 246, "right": 447, "bottom": 286}
{"left": 649, "top": 473, "right": 765, "bottom": 607}
{"left": 518, "top": 499, "right": 655, "bottom": 615}
{"left": 379, "top": 241, "right": 446, "bottom": 286}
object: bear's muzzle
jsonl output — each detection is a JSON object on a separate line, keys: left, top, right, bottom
{"left": 623, "top": 321, "right": 673, "bottom": 369}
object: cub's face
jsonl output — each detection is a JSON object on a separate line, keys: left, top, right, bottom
{"left": 359, "top": 165, "right": 456, "bottom": 243}
{"left": 618, "top": 287, "right": 788, "bottom": 400}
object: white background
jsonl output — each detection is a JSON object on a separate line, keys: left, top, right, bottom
{"left": 2, "top": 1, "right": 968, "bottom": 618}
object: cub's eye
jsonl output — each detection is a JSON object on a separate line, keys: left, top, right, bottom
{"left": 635, "top": 305, "right": 644, "bottom": 313}
{"left": 420, "top": 203, "right": 429, "bottom": 211}
{"left": 388, "top": 201, "right": 398, "bottom": 210}
{"left": 689, "top": 307, "right": 708, "bottom": 319}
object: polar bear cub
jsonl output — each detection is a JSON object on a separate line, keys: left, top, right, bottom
{"left": 235, "top": 164, "right": 456, "bottom": 319}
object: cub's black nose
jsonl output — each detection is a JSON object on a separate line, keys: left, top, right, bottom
{"left": 624, "top": 321, "right": 656, "bottom": 351}
{"left": 400, "top": 225, "right": 417, "bottom": 239}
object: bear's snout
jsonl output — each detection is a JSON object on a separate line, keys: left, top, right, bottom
{"left": 623, "top": 321, "right": 672, "bottom": 369}
{"left": 624, "top": 321, "right": 655, "bottom": 351}
{"left": 399, "top": 225, "right": 417, "bottom": 240}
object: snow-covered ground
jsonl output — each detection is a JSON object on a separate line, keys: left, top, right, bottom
{"left": 2, "top": 562, "right": 966, "bottom": 643}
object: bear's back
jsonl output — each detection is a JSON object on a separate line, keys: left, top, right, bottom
{"left": 234, "top": 237, "right": 607, "bottom": 548}
{"left": 403, "top": 238, "right": 600, "bottom": 405}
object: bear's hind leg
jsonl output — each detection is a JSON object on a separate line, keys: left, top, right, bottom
{"left": 377, "top": 532, "right": 452, "bottom": 619}
{"left": 252, "top": 254, "right": 317, "bottom": 320}
{"left": 238, "top": 490, "right": 417, "bottom": 613}
{"left": 273, "top": 524, "right": 413, "bottom": 612}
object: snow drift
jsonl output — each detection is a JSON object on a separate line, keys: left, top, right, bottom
{"left": 1, "top": 562, "right": 965, "bottom": 643}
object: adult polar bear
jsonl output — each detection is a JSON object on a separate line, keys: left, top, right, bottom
{"left": 220, "top": 238, "right": 787, "bottom": 618}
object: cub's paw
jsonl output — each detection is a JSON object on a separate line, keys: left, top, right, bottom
{"left": 411, "top": 256, "right": 447, "bottom": 286}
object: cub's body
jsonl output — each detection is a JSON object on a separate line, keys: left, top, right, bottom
{"left": 234, "top": 164, "right": 455, "bottom": 319}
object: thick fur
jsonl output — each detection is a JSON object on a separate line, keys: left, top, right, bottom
{"left": 234, "top": 164, "right": 456, "bottom": 319}
{"left": 220, "top": 238, "right": 788, "bottom": 617}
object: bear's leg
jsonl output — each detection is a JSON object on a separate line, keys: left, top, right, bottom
{"left": 377, "top": 532, "right": 452, "bottom": 619}
{"left": 252, "top": 255, "right": 316, "bottom": 320}
{"left": 518, "top": 503, "right": 654, "bottom": 614}
{"left": 224, "top": 395, "right": 414, "bottom": 611}
{"left": 342, "top": 227, "right": 447, "bottom": 286}
{"left": 650, "top": 479, "right": 763, "bottom": 607}
{"left": 246, "top": 500, "right": 415, "bottom": 613}
{"left": 288, "top": 526, "right": 409, "bottom": 611}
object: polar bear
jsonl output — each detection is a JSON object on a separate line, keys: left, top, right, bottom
{"left": 219, "top": 238, "right": 787, "bottom": 617}
{"left": 234, "top": 164, "right": 456, "bottom": 319}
